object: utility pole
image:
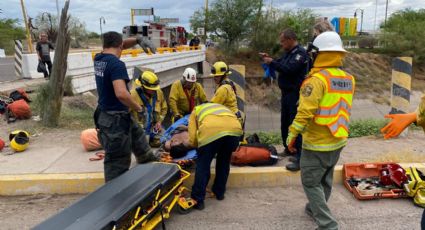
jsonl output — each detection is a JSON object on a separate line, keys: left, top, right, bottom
{"left": 99, "top": 16, "right": 106, "bottom": 38}
{"left": 374, "top": 0, "right": 378, "bottom": 32}
{"left": 354, "top": 9, "right": 364, "bottom": 34}
{"left": 204, "top": 0, "right": 208, "bottom": 42}
{"left": 131, "top": 9, "right": 134, "bottom": 25}
{"left": 384, "top": 0, "right": 389, "bottom": 27}
{"left": 19, "top": 0, "right": 33, "bottom": 53}
{"left": 56, "top": 0, "right": 60, "bottom": 20}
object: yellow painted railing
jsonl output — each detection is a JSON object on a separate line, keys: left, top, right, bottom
{"left": 91, "top": 46, "right": 201, "bottom": 60}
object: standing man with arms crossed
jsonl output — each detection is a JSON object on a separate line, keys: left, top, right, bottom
{"left": 93, "top": 31, "right": 157, "bottom": 182}
{"left": 287, "top": 31, "right": 355, "bottom": 230}
{"left": 261, "top": 28, "right": 310, "bottom": 171}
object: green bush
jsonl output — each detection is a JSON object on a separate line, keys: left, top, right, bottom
{"left": 348, "top": 119, "right": 387, "bottom": 138}
{"left": 254, "top": 132, "right": 282, "bottom": 145}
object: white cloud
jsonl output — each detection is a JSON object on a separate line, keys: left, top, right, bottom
{"left": 1, "top": 0, "right": 424, "bottom": 34}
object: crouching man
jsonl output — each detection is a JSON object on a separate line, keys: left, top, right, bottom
{"left": 172, "top": 103, "right": 242, "bottom": 210}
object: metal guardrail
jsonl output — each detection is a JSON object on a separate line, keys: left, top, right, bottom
{"left": 90, "top": 46, "right": 201, "bottom": 59}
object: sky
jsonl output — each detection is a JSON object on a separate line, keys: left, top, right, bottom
{"left": 1, "top": 0, "right": 425, "bottom": 34}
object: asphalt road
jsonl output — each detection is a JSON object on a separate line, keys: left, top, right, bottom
{"left": 1, "top": 185, "right": 422, "bottom": 230}
{"left": 0, "top": 57, "right": 17, "bottom": 82}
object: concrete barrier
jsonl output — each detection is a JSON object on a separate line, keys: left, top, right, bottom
{"left": 2, "top": 163, "right": 424, "bottom": 196}
{"left": 20, "top": 47, "right": 206, "bottom": 94}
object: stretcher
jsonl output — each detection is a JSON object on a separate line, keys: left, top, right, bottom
{"left": 33, "top": 163, "right": 193, "bottom": 230}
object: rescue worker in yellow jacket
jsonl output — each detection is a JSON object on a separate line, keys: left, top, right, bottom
{"left": 210, "top": 61, "right": 244, "bottom": 125}
{"left": 169, "top": 67, "right": 208, "bottom": 122}
{"left": 130, "top": 71, "right": 168, "bottom": 147}
{"left": 173, "top": 103, "right": 242, "bottom": 210}
{"left": 380, "top": 94, "right": 425, "bottom": 228}
{"left": 286, "top": 31, "right": 355, "bottom": 230}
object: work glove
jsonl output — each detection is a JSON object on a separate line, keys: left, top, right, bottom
{"left": 381, "top": 112, "right": 417, "bottom": 139}
{"left": 136, "top": 36, "right": 156, "bottom": 54}
{"left": 286, "top": 132, "right": 298, "bottom": 154}
{"left": 173, "top": 114, "right": 183, "bottom": 122}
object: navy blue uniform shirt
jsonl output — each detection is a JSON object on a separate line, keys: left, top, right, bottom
{"left": 269, "top": 44, "right": 309, "bottom": 92}
{"left": 94, "top": 53, "right": 129, "bottom": 111}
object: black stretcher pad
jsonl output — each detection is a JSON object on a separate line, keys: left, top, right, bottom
{"left": 33, "top": 163, "right": 181, "bottom": 230}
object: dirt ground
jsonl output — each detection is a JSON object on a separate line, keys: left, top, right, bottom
{"left": 0, "top": 185, "right": 422, "bottom": 230}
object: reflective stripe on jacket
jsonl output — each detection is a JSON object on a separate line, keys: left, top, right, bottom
{"left": 313, "top": 68, "right": 355, "bottom": 138}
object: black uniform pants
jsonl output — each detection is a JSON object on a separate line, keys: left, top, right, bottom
{"left": 191, "top": 135, "right": 240, "bottom": 203}
{"left": 94, "top": 108, "right": 153, "bottom": 182}
{"left": 281, "top": 90, "right": 302, "bottom": 163}
{"left": 40, "top": 58, "right": 52, "bottom": 78}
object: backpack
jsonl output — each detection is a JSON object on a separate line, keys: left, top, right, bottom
{"left": 231, "top": 133, "right": 278, "bottom": 166}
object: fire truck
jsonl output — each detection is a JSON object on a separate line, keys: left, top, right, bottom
{"left": 123, "top": 21, "right": 188, "bottom": 48}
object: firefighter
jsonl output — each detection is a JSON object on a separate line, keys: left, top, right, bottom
{"left": 210, "top": 61, "right": 244, "bottom": 125}
{"left": 169, "top": 67, "right": 208, "bottom": 122}
{"left": 286, "top": 31, "right": 355, "bottom": 230}
{"left": 261, "top": 28, "right": 310, "bottom": 171}
{"left": 187, "top": 103, "right": 243, "bottom": 210}
{"left": 380, "top": 95, "right": 425, "bottom": 228}
{"left": 130, "top": 71, "right": 168, "bottom": 147}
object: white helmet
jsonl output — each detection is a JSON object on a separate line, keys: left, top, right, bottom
{"left": 313, "top": 31, "right": 346, "bottom": 52}
{"left": 183, "top": 68, "right": 197, "bottom": 82}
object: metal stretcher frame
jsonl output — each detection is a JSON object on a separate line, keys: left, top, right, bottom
{"left": 33, "top": 162, "right": 190, "bottom": 230}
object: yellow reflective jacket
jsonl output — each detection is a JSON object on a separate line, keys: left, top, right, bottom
{"left": 289, "top": 52, "right": 355, "bottom": 151}
{"left": 169, "top": 80, "right": 208, "bottom": 116}
{"left": 130, "top": 88, "right": 168, "bottom": 126}
{"left": 188, "top": 103, "right": 243, "bottom": 148}
{"left": 417, "top": 94, "right": 425, "bottom": 131}
{"left": 211, "top": 79, "right": 238, "bottom": 114}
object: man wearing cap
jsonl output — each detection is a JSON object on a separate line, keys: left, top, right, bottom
{"left": 169, "top": 67, "right": 208, "bottom": 123}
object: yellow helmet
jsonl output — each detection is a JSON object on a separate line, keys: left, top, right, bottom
{"left": 210, "top": 61, "right": 232, "bottom": 77}
{"left": 9, "top": 130, "right": 29, "bottom": 152}
{"left": 135, "top": 71, "right": 160, "bottom": 90}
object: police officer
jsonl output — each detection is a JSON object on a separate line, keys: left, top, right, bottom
{"left": 94, "top": 31, "right": 157, "bottom": 182}
{"left": 261, "top": 28, "right": 309, "bottom": 171}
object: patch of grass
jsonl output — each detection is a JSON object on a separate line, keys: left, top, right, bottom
{"left": 59, "top": 104, "right": 94, "bottom": 129}
{"left": 349, "top": 119, "right": 387, "bottom": 138}
{"left": 251, "top": 119, "right": 391, "bottom": 144}
{"left": 31, "top": 84, "right": 95, "bottom": 130}
{"left": 254, "top": 132, "right": 282, "bottom": 145}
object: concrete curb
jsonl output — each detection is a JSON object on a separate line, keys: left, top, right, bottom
{"left": 1, "top": 163, "right": 424, "bottom": 196}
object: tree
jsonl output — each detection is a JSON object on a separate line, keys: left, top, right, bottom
{"left": 381, "top": 9, "right": 425, "bottom": 63}
{"left": 189, "top": 8, "right": 205, "bottom": 34}
{"left": 41, "top": 0, "right": 71, "bottom": 127}
{"left": 250, "top": 8, "right": 317, "bottom": 55}
{"left": 0, "top": 18, "right": 25, "bottom": 55}
{"left": 190, "top": 0, "right": 262, "bottom": 51}
{"left": 33, "top": 13, "right": 88, "bottom": 48}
